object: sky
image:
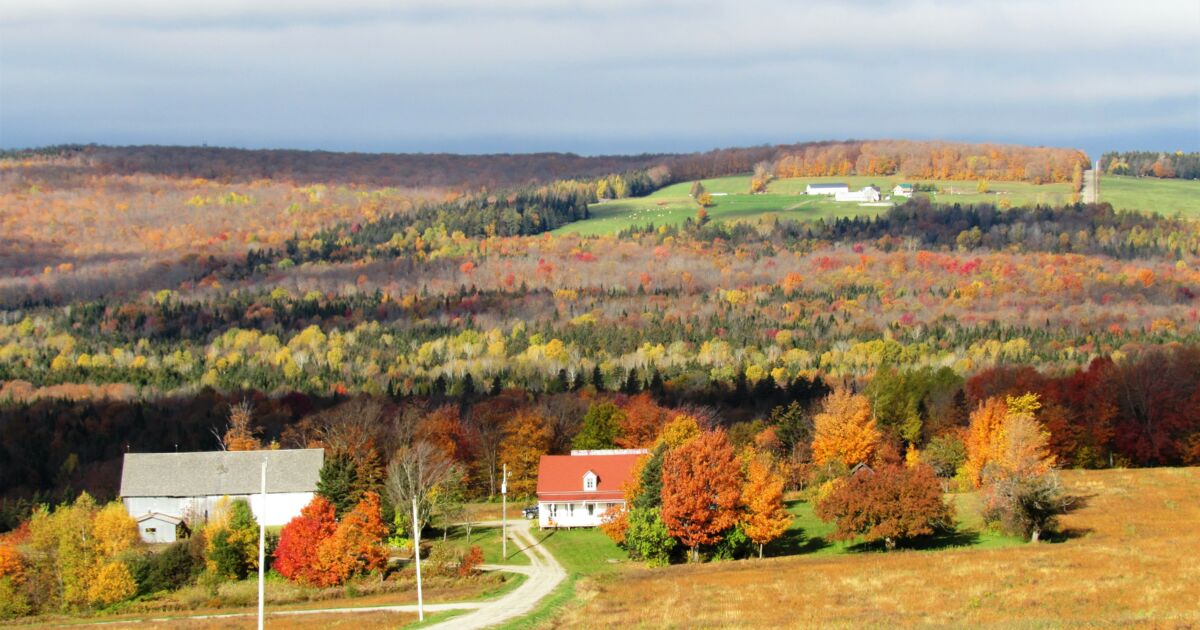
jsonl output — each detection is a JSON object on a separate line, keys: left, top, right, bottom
{"left": 1, "top": 0, "right": 1198, "bottom": 158}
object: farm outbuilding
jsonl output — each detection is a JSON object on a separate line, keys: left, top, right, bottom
{"left": 893, "top": 183, "right": 914, "bottom": 197}
{"left": 135, "top": 512, "right": 185, "bottom": 544}
{"left": 805, "top": 183, "right": 850, "bottom": 195}
{"left": 835, "top": 186, "right": 882, "bottom": 202}
{"left": 120, "top": 448, "right": 324, "bottom": 542}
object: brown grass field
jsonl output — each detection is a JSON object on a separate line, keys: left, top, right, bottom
{"left": 557, "top": 467, "right": 1200, "bottom": 629}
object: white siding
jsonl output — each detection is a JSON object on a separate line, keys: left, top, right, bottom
{"left": 136, "top": 516, "right": 179, "bottom": 544}
{"left": 124, "top": 491, "right": 314, "bottom": 528}
{"left": 538, "top": 500, "right": 622, "bottom": 528}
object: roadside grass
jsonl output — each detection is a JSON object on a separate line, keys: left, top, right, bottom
{"left": 437, "top": 522, "right": 531, "bottom": 566}
{"left": 557, "top": 467, "right": 1200, "bottom": 628}
{"left": 95, "top": 610, "right": 423, "bottom": 629}
{"left": 1100, "top": 174, "right": 1200, "bottom": 217}
{"left": 554, "top": 174, "right": 1076, "bottom": 236}
{"left": 402, "top": 608, "right": 469, "bottom": 628}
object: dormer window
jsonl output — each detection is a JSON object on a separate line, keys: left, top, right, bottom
{"left": 583, "top": 471, "right": 598, "bottom": 491}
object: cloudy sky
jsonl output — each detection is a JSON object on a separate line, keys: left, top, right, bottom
{"left": 1, "top": 0, "right": 1197, "bottom": 156}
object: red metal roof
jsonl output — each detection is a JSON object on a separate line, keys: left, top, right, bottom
{"left": 536, "top": 452, "right": 642, "bottom": 502}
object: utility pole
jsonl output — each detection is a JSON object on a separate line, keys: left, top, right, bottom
{"left": 258, "top": 459, "right": 266, "bottom": 630}
{"left": 412, "top": 496, "right": 424, "bottom": 622}
{"left": 501, "top": 463, "right": 508, "bottom": 559}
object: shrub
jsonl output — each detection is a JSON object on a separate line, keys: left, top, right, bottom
{"left": 457, "top": 546, "right": 484, "bottom": 577}
{"left": 816, "top": 464, "right": 953, "bottom": 550}
{"left": 130, "top": 541, "right": 201, "bottom": 595}
{"left": 984, "top": 471, "right": 1072, "bottom": 542}
{"left": 623, "top": 508, "right": 676, "bottom": 566}
{"left": 710, "top": 524, "right": 752, "bottom": 561}
{"left": 0, "top": 577, "right": 30, "bottom": 620}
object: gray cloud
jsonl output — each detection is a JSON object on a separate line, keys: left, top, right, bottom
{"left": 1, "top": 0, "right": 1197, "bottom": 155}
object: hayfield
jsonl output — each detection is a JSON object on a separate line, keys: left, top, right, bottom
{"left": 1100, "top": 175, "right": 1200, "bottom": 217}
{"left": 554, "top": 467, "right": 1200, "bottom": 628}
{"left": 553, "top": 175, "right": 1076, "bottom": 236}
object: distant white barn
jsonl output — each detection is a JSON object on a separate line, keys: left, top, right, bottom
{"left": 120, "top": 449, "right": 324, "bottom": 543}
{"left": 835, "top": 186, "right": 882, "bottom": 203}
{"left": 806, "top": 183, "right": 850, "bottom": 196}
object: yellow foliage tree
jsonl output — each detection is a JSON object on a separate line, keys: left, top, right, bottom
{"left": 654, "top": 415, "right": 701, "bottom": 449}
{"left": 92, "top": 503, "right": 139, "bottom": 559}
{"left": 87, "top": 561, "right": 137, "bottom": 607}
{"left": 811, "top": 389, "right": 880, "bottom": 466}
{"left": 740, "top": 457, "right": 792, "bottom": 558}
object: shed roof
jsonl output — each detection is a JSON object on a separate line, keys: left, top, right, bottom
{"left": 120, "top": 449, "right": 324, "bottom": 497}
{"left": 537, "top": 452, "right": 643, "bottom": 502}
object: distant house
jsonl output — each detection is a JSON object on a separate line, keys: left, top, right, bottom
{"left": 536, "top": 449, "right": 646, "bottom": 528}
{"left": 835, "top": 186, "right": 882, "bottom": 203}
{"left": 892, "top": 183, "right": 914, "bottom": 197}
{"left": 120, "top": 449, "right": 324, "bottom": 542}
{"left": 806, "top": 183, "right": 850, "bottom": 196}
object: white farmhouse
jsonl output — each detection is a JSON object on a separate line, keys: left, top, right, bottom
{"left": 892, "top": 183, "right": 914, "bottom": 197}
{"left": 805, "top": 183, "right": 850, "bottom": 196}
{"left": 536, "top": 449, "right": 646, "bottom": 528}
{"left": 120, "top": 448, "right": 324, "bottom": 543}
{"left": 835, "top": 186, "right": 882, "bottom": 202}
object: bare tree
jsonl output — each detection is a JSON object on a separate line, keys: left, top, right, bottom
{"left": 386, "top": 440, "right": 456, "bottom": 537}
{"left": 212, "top": 401, "right": 260, "bottom": 451}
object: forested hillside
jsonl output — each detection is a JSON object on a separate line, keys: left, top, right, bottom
{"left": 1, "top": 141, "right": 1197, "bottom": 532}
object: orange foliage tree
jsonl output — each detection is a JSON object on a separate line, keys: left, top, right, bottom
{"left": 315, "top": 492, "right": 387, "bottom": 586}
{"left": 274, "top": 495, "right": 338, "bottom": 585}
{"left": 221, "top": 401, "right": 261, "bottom": 451}
{"left": 500, "top": 409, "right": 552, "bottom": 496}
{"left": 660, "top": 430, "right": 741, "bottom": 562}
{"left": 811, "top": 389, "right": 881, "bottom": 467}
{"left": 617, "top": 393, "right": 673, "bottom": 448}
{"left": 740, "top": 457, "right": 792, "bottom": 558}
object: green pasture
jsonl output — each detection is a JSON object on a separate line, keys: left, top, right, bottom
{"left": 1099, "top": 175, "right": 1200, "bottom": 218}
{"left": 553, "top": 174, "right": 1077, "bottom": 236}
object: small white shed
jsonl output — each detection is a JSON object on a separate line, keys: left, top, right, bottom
{"left": 136, "top": 512, "right": 184, "bottom": 544}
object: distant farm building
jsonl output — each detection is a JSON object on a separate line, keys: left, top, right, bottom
{"left": 806, "top": 183, "right": 850, "bottom": 196}
{"left": 835, "top": 186, "right": 882, "bottom": 203}
{"left": 536, "top": 449, "right": 646, "bottom": 528}
{"left": 893, "top": 183, "right": 914, "bottom": 197}
{"left": 120, "top": 449, "right": 324, "bottom": 543}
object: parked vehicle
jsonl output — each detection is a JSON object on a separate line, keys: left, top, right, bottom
{"left": 522, "top": 505, "right": 539, "bottom": 519}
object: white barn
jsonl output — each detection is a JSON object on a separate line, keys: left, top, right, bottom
{"left": 120, "top": 449, "right": 324, "bottom": 543}
{"left": 805, "top": 183, "right": 850, "bottom": 196}
{"left": 536, "top": 449, "right": 646, "bottom": 528}
{"left": 835, "top": 186, "right": 882, "bottom": 202}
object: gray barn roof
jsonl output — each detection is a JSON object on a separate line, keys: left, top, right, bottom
{"left": 120, "top": 449, "right": 324, "bottom": 497}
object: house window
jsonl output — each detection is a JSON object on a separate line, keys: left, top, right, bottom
{"left": 567, "top": 503, "right": 574, "bottom": 516}
{"left": 584, "top": 473, "right": 597, "bottom": 491}
{"left": 145, "top": 527, "right": 157, "bottom": 534}
{"left": 586, "top": 503, "right": 595, "bottom": 516}
{"left": 548, "top": 504, "right": 558, "bottom": 517}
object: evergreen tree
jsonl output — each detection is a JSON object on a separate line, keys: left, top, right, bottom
{"left": 316, "top": 455, "right": 359, "bottom": 518}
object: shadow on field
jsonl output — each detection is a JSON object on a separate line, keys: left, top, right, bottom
{"left": 769, "top": 530, "right": 830, "bottom": 557}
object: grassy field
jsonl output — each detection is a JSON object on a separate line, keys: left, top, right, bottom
{"left": 553, "top": 467, "right": 1200, "bottom": 628}
{"left": 440, "top": 522, "right": 531, "bottom": 566}
{"left": 1100, "top": 175, "right": 1200, "bottom": 217}
{"left": 553, "top": 174, "right": 1076, "bottom": 236}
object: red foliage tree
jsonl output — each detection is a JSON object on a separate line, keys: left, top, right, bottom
{"left": 815, "top": 463, "right": 952, "bottom": 550}
{"left": 314, "top": 492, "right": 388, "bottom": 586}
{"left": 617, "top": 393, "right": 673, "bottom": 449}
{"left": 273, "top": 495, "right": 338, "bottom": 584}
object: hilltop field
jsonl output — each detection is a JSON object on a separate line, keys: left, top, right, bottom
{"left": 556, "top": 174, "right": 1200, "bottom": 236}
{"left": 547, "top": 466, "right": 1200, "bottom": 629}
